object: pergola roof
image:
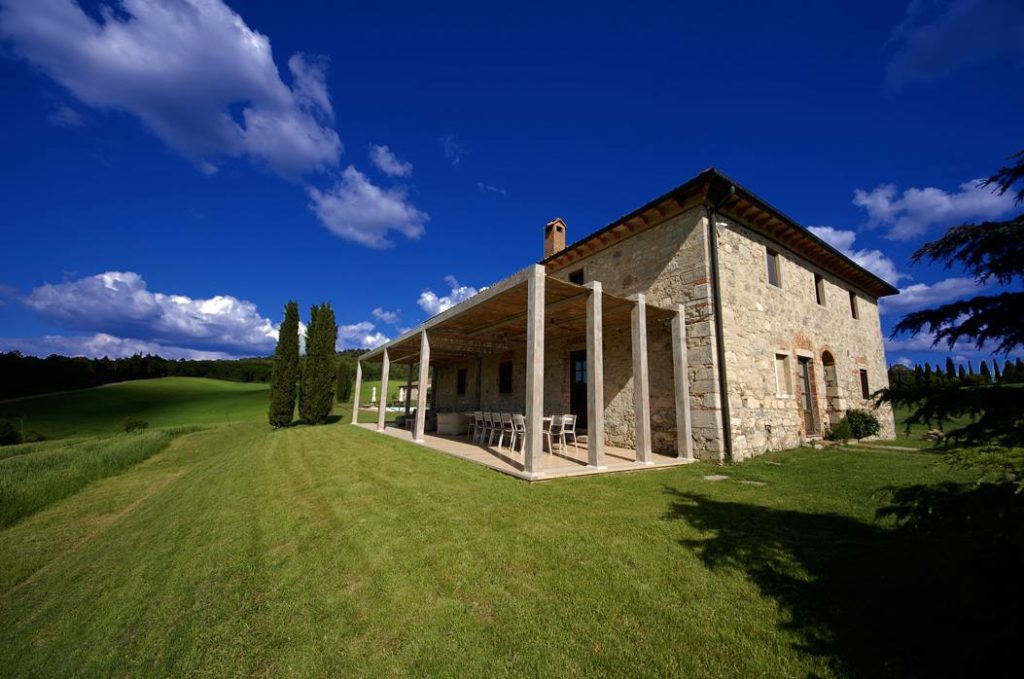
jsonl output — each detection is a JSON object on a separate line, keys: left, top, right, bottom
{"left": 359, "top": 267, "right": 675, "bottom": 365}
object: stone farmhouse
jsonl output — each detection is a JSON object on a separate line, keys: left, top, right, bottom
{"left": 356, "top": 168, "right": 897, "bottom": 479}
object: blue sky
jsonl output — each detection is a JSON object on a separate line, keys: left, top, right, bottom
{"left": 0, "top": 0, "right": 1021, "bottom": 367}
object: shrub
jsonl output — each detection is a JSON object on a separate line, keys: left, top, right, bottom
{"left": 827, "top": 418, "right": 853, "bottom": 442}
{"left": 22, "top": 430, "right": 47, "bottom": 443}
{"left": 846, "top": 409, "right": 881, "bottom": 439}
{"left": 0, "top": 419, "right": 21, "bottom": 446}
{"left": 124, "top": 419, "right": 150, "bottom": 433}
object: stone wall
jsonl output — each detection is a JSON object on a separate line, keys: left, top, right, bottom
{"left": 714, "top": 216, "right": 896, "bottom": 459}
{"left": 430, "top": 204, "right": 896, "bottom": 464}
{"left": 433, "top": 350, "right": 528, "bottom": 414}
{"left": 547, "top": 206, "right": 726, "bottom": 460}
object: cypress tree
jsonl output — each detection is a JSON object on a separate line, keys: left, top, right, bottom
{"left": 268, "top": 301, "right": 300, "bottom": 427}
{"left": 980, "top": 360, "right": 992, "bottom": 381}
{"left": 993, "top": 361, "right": 1002, "bottom": 381}
{"left": 923, "top": 362, "right": 933, "bottom": 383}
{"left": 336, "top": 361, "right": 354, "bottom": 403}
{"left": 958, "top": 365, "right": 967, "bottom": 381}
{"left": 945, "top": 357, "right": 956, "bottom": 379}
{"left": 299, "top": 303, "right": 338, "bottom": 424}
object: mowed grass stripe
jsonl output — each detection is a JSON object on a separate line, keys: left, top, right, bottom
{"left": 1, "top": 419, "right": 967, "bottom": 677}
{"left": 0, "top": 427, "right": 198, "bottom": 528}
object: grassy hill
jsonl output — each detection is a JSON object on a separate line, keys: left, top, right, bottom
{"left": 1, "top": 379, "right": 1016, "bottom": 676}
{"left": 2, "top": 421, "right": 1012, "bottom": 676}
{"left": 0, "top": 377, "right": 269, "bottom": 438}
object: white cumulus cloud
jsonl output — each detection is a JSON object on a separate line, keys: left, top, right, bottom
{"left": 418, "top": 276, "right": 479, "bottom": 317}
{"left": 22, "top": 271, "right": 278, "bottom": 356}
{"left": 0, "top": 0, "right": 340, "bottom": 176}
{"left": 337, "top": 321, "right": 388, "bottom": 350}
{"left": 369, "top": 144, "right": 413, "bottom": 177}
{"left": 852, "top": 180, "right": 1015, "bottom": 241}
{"left": 307, "top": 166, "right": 428, "bottom": 248}
{"left": 0, "top": 333, "right": 234, "bottom": 360}
{"left": 808, "top": 226, "right": 905, "bottom": 286}
{"left": 879, "top": 276, "right": 987, "bottom": 314}
{"left": 371, "top": 307, "right": 399, "bottom": 324}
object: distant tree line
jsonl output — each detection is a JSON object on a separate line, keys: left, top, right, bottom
{"left": 888, "top": 357, "right": 1024, "bottom": 388}
{"left": 0, "top": 351, "right": 274, "bottom": 401}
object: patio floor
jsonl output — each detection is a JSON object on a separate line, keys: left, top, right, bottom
{"left": 355, "top": 422, "right": 695, "bottom": 481}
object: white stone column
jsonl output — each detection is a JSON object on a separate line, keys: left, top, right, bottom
{"left": 630, "top": 293, "right": 652, "bottom": 464}
{"left": 351, "top": 360, "right": 362, "bottom": 425}
{"left": 414, "top": 331, "right": 430, "bottom": 442}
{"left": 377, "top": 347, "right": 390, "bottom": 431}
{"left": 672, "top": 305, "right": 694, "bottom": 459}
{"left": 585, "top": 281, "right": 606, "bottom": 469}
{"left": 524, "top": 265, "right": 545, "bottom": 476}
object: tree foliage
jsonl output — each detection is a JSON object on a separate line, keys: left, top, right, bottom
{"left": 268, "top": 301, "right": 300, "bottom": 428}
{"left": 336, "top": 361, "right": 354, "bottom": 403}
{"left": 0, "top": 352, "right": 274, "bottom": 401}
{"left": 299, "top": 303, "right": 338, "bottom": 424}
{"left": 880, "top": 150, "right": 1024, "bottom": 448}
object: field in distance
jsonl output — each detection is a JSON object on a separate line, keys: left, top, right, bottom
{"left": 0, "top": 377, "right": 269, "bottom": 439}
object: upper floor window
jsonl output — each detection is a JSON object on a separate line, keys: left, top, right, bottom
{"left": 456, "top": 368, "right": 467, "bottom": 395}
{"left": 766, "top": 248, "right": 781, "bottom": 288}
{"left": 849, "top": 291, "right": 859, "bottom": 319}
{"left": 859, "top": 369, "right": 870, "bottom": 399}
{"left": 568, "top": 269, "right": 584, "bottom": 285}
{"left": 498, "top": 361, "right": 513, "bottom": 393}
{"left": 814, "top": 274, "right": 825, "bottom": 306}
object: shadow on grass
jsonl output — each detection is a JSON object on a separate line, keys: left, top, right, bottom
{"left": 664, "top": 487, "right": 1022, "bottom": 677}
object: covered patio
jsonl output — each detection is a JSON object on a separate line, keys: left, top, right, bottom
{"left": 355, "top": 265, "right": 696, "bottom": 480}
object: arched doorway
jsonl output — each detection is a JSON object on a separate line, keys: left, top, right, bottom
{"left": 821, "top": 351, "right": 841, "bottom": 427}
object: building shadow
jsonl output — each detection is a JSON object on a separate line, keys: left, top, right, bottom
{"left": 663, "top": 487, "right": 1021, "bottom": 677}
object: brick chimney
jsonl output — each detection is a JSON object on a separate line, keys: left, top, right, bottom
{"left": 544, "top": 218, "right": 567, "bottom": 258}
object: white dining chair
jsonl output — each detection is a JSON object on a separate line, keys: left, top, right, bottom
{"left": 482, "top": 411, "right": 495, "bottom": 445}
{"left": 542, "top": 416, "right": 560, "bottom": 455}
{"left": 560, "top": 414, "right": 579, "bottom": 456}
{"left": 468, "top": 411, "right": 482, "bottom": 441}
{"left": 510, "top": 413, "right": 526, "bottom": 452}
{"left": 496, "top": 412, "right": 515, "bottom": 449}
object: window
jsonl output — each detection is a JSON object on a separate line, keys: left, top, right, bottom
{"left": 766, "top": 248, "right": 781, "bottom": 287}
{"left": 859, "top": 369, "right": 870, "bottom": 399}
{"left": 814, "top": 274, "right": 825, "bottom": 306}
{"left": 498, "top": 361, "right": 513, "bottom": 393}
{"left": 849, "top": 291, "right": 859, "bottom": 319}
{"left": 456, "top": 368, "right": 467, "bottom": 396}
{"left": 568, "top": 269, "right": 585, "bottom": 285}
{"left": 775, "top": 353, "right": 792, "bottom": 396}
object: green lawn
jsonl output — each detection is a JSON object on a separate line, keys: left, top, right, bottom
{"left": 358, "top": 378, "right": 404, "bottom": 404}
{"left": 0, "top": 377, "right": 269, "bottom": 438}
{"left": 2, "top": 410, "right": 1013, "bottom": 676}
{"left": 1, "top": 380, "right": 1016, "bottom": 676}
{"left": 0, "top": 427, "right": 196, "bottom": 528}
